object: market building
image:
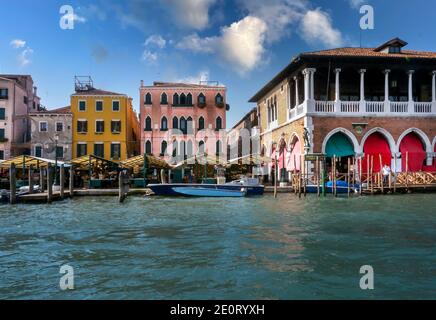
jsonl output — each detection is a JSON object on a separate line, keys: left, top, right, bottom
{"left": 0, "top": 74, "right": 42, "bottom": 159}
{"left": 70, "top": 77, "right": 140, "bottom": 161}
{"left": 249, "top": 38, "right": 436, "bottom": 181}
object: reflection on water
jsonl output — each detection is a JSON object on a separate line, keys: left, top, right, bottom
{"left": 0, "top": 194, "right": 436, "bottom": 299}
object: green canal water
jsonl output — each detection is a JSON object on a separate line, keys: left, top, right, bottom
{"left": 0, "top": 194, "right": 435, "bottom": 300}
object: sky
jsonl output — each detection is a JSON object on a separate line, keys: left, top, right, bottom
{"left": 1, "top": 0, "right": 435, "bottom": 127}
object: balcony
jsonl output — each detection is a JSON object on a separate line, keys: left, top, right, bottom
{"left": 289, "top": 100, "right": 436, "bottom": 119}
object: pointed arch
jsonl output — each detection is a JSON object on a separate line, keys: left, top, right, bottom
{"left": 360, "top": 127, "right": 396, "bottom": 155}
{"left": 161, "top": 140, "right": 168, "bottom": 156}
{"left": 215, "top": 93, "right": 223, "bottom": 105}
{"left": 173, "top": 93, "right": 179, "bottom": 105}
{"left": 216, "top": 116, "right": 222, "bottom": 130}
{"left": 322, "top": 128, "right": 360, "bottom": 155}
{"left": 144, "top": 116, "right": 152, "bottom": 131}
{"left": 198, "top": 93, "right": 206, "bottom": 106}
{"left": 145, "top": 140, "right": 152, "bottom": 155}
{"left": 160, "top": 92, "right": 168, "bottom": 104}
{"left": 186, "top": 93, "right": 193, "bottom": 105}
{"left": 198, "top": 116, "right": 205, "bottom": 130}
{"left": 180, "top": 116, "right": 187, "bottom": 134}
{"left": 161, "top": 116, "right": 168, "bottom": 131}
{"left": 180, "top": 93, "right": 187, "bottom": 105}
{"left": 396, "top": 128, "right": 432, "bottom": 153}
{"left": 145, "top": 92, "right": 152, "bottom": 105}
{"left": 172, "top": 116, "right": 179, "bottom": 129}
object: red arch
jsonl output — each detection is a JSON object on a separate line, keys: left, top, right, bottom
{"left": 362, "top": 132, "right": 392, "bottom": 173}
{"left": 400, "top": 132, "right": 426, "bottom": 172}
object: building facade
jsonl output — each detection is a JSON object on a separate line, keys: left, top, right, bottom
{"left": 71, "top": 78, "right": 140, "bottom": 161}
{"left": 0, "top": 75, "right": 41, "bottom": 160}
{"left": 139, "top": 81, "right": 228, "bottom": 162}
{"left": 29, "top": 106, "right": 73, "bottom": 161}
{"left": 228, "top": 107, "right": 259, "bottom": 162}
{"left": 250, "top": 38, "right": 436, "bottom": 179}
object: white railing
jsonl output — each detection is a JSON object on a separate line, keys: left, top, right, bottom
{"left": 315, "top": 100, "right": 335, "bottom": 112}
{"left": 390, "top": 102, "right": 408, "bottom": 113}
{"left": 296, "top": 103, "right": 305, "bottom": 116}
{"left": 341, "top": 101, "right": 360, "bottom": 113}
{"left": 414, "top": 102, "right": 432, "bottom": 113}
{"left": 365, "top": 101, "right": 385, "bottom": 113}
{"left": 289, "top": 108, "right": 296, "bottom": 119}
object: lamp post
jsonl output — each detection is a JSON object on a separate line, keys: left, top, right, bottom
{"left": 54, "top": 134, "right": 59, "bottom": 185}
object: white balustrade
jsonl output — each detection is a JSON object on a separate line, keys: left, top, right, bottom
{"left": 390, "top": 102, "right": 408, "bottom": 113}
{"left": 414, "top": 102, "right": 432, "bottom": 113}
{"left": 315, "top": 101, "right": 335, "bottom": 112}
{"left": 365, "top": 101, "right": 385, "bottom": 113}
{"left": 340, "top": 101, "right": 360, "bottom": 113}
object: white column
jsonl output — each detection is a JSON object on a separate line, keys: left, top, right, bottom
{"left": 359, "top": 69, "right": 366, "bottom": 102}
{"left": 408, "top": 70, "right": 415, "bottom": 102}
{"left": 294, "top": 76, "right": 299, "bottom": 107}
{"left": 384, "top": 69, "right": 390, "bottom": 101}
{"left": 334, "top": 68, "right": 341, "bottom": 102}
{"left": 303, "top": 69, "right": 310, "bottom": 102}
{"left": 432, "top": 71, "right": 436, "bottom": 102}
{"left": 310, "top": 69, "right": 316, "bottom": 100}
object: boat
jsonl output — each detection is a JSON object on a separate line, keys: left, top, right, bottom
{"left": 148, "top": 177, "right": 264, "bottom": 196}
{"left": 172, "top": 187, "right": 247, "bottom": 197}
{"left": 305, "top": 181, "right": 359, "bottom": 194}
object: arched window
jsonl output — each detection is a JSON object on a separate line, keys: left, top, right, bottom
{"left": 172, "top": 116, "right": 178, "bottom": 129}
{"left": 172, "top": 140, "right": 177, "bottom": 157}
{"left": 216, "top": 140, "right": 222, "bottom": 155}
{"left": 187, "top": 140, "right": 193, "bottom": 158}
{"left": 198, "top": 93, "right": 206, "bottom": 105}
{"left": 161, "top": 92, "right": 168, "bottom": 104}
{"left": 180, "top": 117, "right": 187, "bottom": 134}
{"left": 198, "top": 116, "right": 205, "bottom": 130}
{"left": 180, "top": 93, "right": 187, "bottom": 105}
{"left": 145, "top": 141, "right": 152, "bottom": 155}
{"left": 161, "top": 141, "right": 167, "bottom": 156}
{"left": 144, "top": 116, "right": 152, "bottom": 131}
{"left": 145, "top": 93, "right": 152, "bottom": 105}
{"left": 180, "top": 141, "right": 186, "bottom": 160}
{"left": 198, "top": 140, "right": 205, "bottom": 154}
{"left": 215, "top": 93, "right": 223, "bottom": 105}
{"left": 161, "top": 117, "right": 168, "bottom": 131}
{"left": 187, "top": 116, "right": 193, "bottom": 134}
{"left": 216, "top": 117, "right": 222, "bottom": 131}
{"left": 187, "top": 93, "right": 193, "bottom": 105}
{"left": 173, "top": 93, "right": 179, "bottom": 105}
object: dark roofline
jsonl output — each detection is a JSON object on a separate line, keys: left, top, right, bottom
{"left": 231, "top": 107, "right": 257, "bottom": 130}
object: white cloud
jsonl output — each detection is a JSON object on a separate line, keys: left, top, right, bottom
{"left": 144, "top": 35, "right": 167, "bottom": 49}
{"left": 300, "top": 9, "right": 344, "bottom": 48}
{"left": 163, "top": 0, "right": 216, "bottom": 30}
{"left": 176, "top": 16, "right": 268, "bottom": 75}
{"left": 141, "top": 50, "right": 158, "bottom": 64}
{"left": 10, "top": 39, "right": 26, "bottom": 49}
{"left": 349, "top": 0, "right": 366, "bottom": 9}
{"left": 18, "top": 47, "right": 34, "bottom": 67}
{"left": 177, "top": 70, "right": 210, "bottom": 84}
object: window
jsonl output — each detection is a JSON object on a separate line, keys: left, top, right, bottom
{"left": 24, "top": 96, "right": 28, "bottom": 104}
{"left": 144, "top": 116, "right": 152, "bottom": 131}
{"left": 0, "top": 150, "right": 4, "bottom": 160}
{"left": 161, "top": 141, "right": 167, "bottom": 156}
{"left": 215, "top": 93, "right": 223, "bottom": 105}
{"left": 161, "top": 117, "right": 168, "bottom": 131}
{"left": 0, "top": 128, "right": 5, "bottom": 140}
{"left": 96, "top": 101, "right": 103, "bottom": 112}
{"left": 186, "top": 93, "right": 193, "bottom": 105}
{"left": 389, "top": 46, "right": 401, "bottom": 54}
{"left": 216, "top": 140, "right": 222, "bottom": 155}
{"left": 111, "top": 120, "right": 121, "bottom": 133}
{"left": 187, "top": 117, "right": 193, "bottom": 133}
{"left": 77, "top": 120, "right": 88, "bottom": 133}
{"left": 180, "top": 93, "right": 187, "bottom": 105}
{"left": 198, "top": 140, "right": 205, "bottom": 154}
{"left": 161, "top": 93, "right": 168, "bottom": 104}
{"left": 145, "top": 141, "right": 152, "bottom": 155}
{"left": 172, "top": 140, "right": 177, "bottom": 157}
{"left": 56, "top": 122, "right": 64, "bottom": 132}
{"left": 180, "top": 117, "right": 187, "bottom": 134}
{"left": 94, "top": 143, "right": 104, "bottom": 158}
{"left": 79, "top": 101, "right": 86, "bottom": 111}
{"left": 172, "top": 116, "right": 178, "bottom": 129}
{"left": 198, "top": 93, "right": 206, "bottom": 105}
{"left": 39, "top": 122, "right": 48, "bottom": 132}
{"left": 187, "top": 140, "right": 193, "bottom": 158}
{"left": 110, "top": 143, "right": 121, "bottom": 159}
{"left": 0, "top": 88, "right": 8, "bottom": 99}
{"left": 77, "top": 143, "right": 87, "bottom": 157}
{"left": 35, "top": 145, "right": 42, "bottom": 158}
{"left": 145, "top": 93, "right": 152, "bottom": 105}
{"left": 173, "top": 93, "right": 179, "bottom": 105}
{"left": 216, "top": 117, "right": 222, "bottom": 131}
{"left": 0, "top": 108, "right": 5, "bottom": 120}
{"left": 112, "top": 101, "right": 120, "bottom": 111}
{"left": 55, "top": 146, "right": 64, "bottom": 159}
{"left": 95, "top": 120, "right": 105, "bottom": 133}
{"left": 198, "top": 117, "right": 205, "bottom": 130}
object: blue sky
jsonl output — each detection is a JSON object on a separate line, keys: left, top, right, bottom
{"left": 1, "top": 0, "right": 435, "bottom": 127}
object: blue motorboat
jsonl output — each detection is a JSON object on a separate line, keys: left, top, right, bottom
{"left": 172, "top": 187, "right": 247, "bottom": 197}
{"left": 305, "top": 180, "right": 359, "bottom": 194}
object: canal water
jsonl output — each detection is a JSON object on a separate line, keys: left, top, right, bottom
{"left": 0, "top": 194, "right": 435, "bottom": 299}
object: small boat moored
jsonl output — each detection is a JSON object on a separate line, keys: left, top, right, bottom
{"left": 171, "top": 187, "right": 247, "bottom": 197}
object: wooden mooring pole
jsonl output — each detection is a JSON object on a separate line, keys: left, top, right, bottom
{"left": 60, "top": 164, "right": 65, "bottom": 199}
{"left": 28, "top": 165, "right": 34, "bottom": 194}
{"left": 10, "top": 164, "right": 17, "bottom": 205}
{"left": 40, "top": 167, "right": 45, "bottom": 192}
{"left": 69, "top": 166, "right": 74, "bottom": 198}
{"left": 274, "top": 155, "right": 278, "bottom": 199}
{"left": 119, "top": 170, "right": 130, "bottom": 203}
{"left": 47, "top": 163, "right": 53, "bottom": 203}
{"left": 347, "top": 158, "right": 351, "bottom": 197}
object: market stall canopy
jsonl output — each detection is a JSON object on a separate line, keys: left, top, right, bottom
{"left": 69, "top": 155, "right": 119, "bottom": 169}
{"left": 173, "top": 153, "right": 227, "bottom": 169}
{"left": 121, "top": 154, "right": 171, "bottom": 169}
{"left": 0, "top": 155, "right": 71, "bottom": 168}
{"left": 227, "top": 154, "right": 273, "bottom": 166}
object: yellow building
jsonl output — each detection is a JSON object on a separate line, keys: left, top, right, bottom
{"left": 71, "top": 86, "right": 140, "bottom": 161}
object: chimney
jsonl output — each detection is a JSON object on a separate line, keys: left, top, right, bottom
{"left": 140, "top": 80, "right": 144, "bottom": 87}
{"left": 33, "top": 86, "right": 37, "bottom": 96}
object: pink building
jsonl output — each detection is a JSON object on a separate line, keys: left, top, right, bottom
{"left": 139, "top": 81, "right": 228, "bottom": 162}
{"left": 0, "top": 75, "right": 41, "bottom": 160}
